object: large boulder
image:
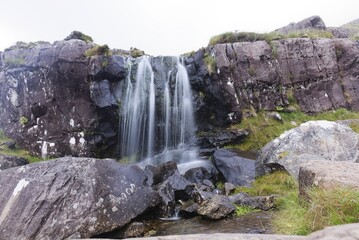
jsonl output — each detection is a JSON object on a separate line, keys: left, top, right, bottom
{"left": 0, "top": 153, "right": 29, "bottom": 170}
{"left": 299, "top": 160, "right": 359, "bottom": 197}
{"left": 213, "top": 149, "right": 256, "bottom": 186}
{"left": 257, "top": 120, "right": 359, "bottom": 179}
{"left": 274, "top": 15, "right": 327, "bottom": 34}
{"left": 0, "top": 157, "right": 160, "bottom": 240}
{"left": 307, "top": 223, "right": 359, "bottom": 240}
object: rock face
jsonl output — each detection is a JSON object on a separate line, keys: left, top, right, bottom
{"left": 0, "top": 157, "right": 160, "bottom": 240}
{"left": 0, "top": 153, "right": 29, "bottom": 170}
{"left": 275, "top": 15, "right": 326, "bottom": 34}
{"left": 213, "top": 149, "right": 256, "bottom": 186}
{"left": 299, "top": 160, "right": 359, "bottom": 197}
{"left": 257, "top": 120, "right": 359, "bottom": 179}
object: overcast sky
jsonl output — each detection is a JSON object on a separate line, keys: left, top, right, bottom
{"left": 0, "top": 0, "right": 358, "bottom": 56}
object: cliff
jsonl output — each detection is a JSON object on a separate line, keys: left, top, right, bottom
{"left": 1, "top": 27, "right": 359, "bottom": 158}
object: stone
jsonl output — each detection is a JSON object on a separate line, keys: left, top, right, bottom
{"left": 122, "top": 222, "right": 145, "bottom": 238}
{"left": 299, "top": 160, "right": 359, "bottom": 198}
{"left": 274, "top": 15, "right": 326, "bottom": 34}
{"left": 224, "top": 182, "right": 236, "bottom": 196}
{"left": 196, "top": 129, "right": 249, "bottom": 148}
{"left": 143, "top": 161, "right": 178, "bottom": 186}
{"left": 90, "top": 80, "right": 117, "bottom": 108}
{"left": 229, "top": 193, "right": 276, "bottom": 211}
{"left": 266, "top": 112, "right": 282, "bottom": 122}
{"left": 306, "top": 223, "right": 359, "bottom": 240}
{"left": 0, "top": 153, "right": 29, "bottom": 170}
{"left": 213, "top": 149, "right": 256, "bottom": 186}
{"left": 0, "top": 157, "right": 160, "bottom": 239}
{"left": 1, "top": 140, "right": 16, "bottom": 149}
{"left": 183, "top": 167, "right": 212, "bottom": 184}
{"left": 257, "top": 120, "right": 359, "bottom": 179}
{"left": 197, "top": 195, "right": 236, "bottom": 219}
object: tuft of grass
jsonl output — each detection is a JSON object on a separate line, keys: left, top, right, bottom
{"left": 273, "top": 187, "right": 359, "bottom": 235}
{"left": 349, "top": 122, "right": 359, "bottom": 133}
{"left": 234, "top": 204, "right": 259, "bottom": 217}
{"left": 203, "top": 52, "right": 217, "bottom": 74}
{"left": 232, "top": 108, "right": 359, "bottom": 152}
{"left": 85, "top": 44, "right": 111, "bottom": 57}
{"left": 209, "top": 30, "right": 333, "bottom": 46}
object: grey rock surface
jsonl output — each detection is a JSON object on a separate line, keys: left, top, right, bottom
{"left": 197, "top": 194, "right": 236, "bottom": 219}
{"left": 213, "top": 149, "right": 256, "bottom": 186}
{"left": 275, "top": 15, "right": 326, "bottom": 34}
{"left": 0, "top": 157, "right": 160, "bottom": 240}
{"left": 257, "top": 120, "right": 359, "bottom": 179}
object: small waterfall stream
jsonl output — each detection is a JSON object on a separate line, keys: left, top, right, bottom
{"left": 119, "top": 56, "right": 201, "bottom": 168}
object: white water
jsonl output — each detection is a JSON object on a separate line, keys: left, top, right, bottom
{"left": 119, "top": 56, "right": 199, "bottom": 165}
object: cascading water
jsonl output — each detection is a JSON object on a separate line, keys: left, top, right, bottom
{"left": 119, "top": 56, "right": 202, "bottom": 168}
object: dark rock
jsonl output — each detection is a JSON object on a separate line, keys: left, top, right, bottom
{"left": 275, "top": 15, "right": 326, "bottom": 34}
{"left": 266, "top": 112, "right": 282, "bottom": 122}
{"left": 197, "top": 195, "right": 236, "bottom": 219}
{"left": 89, "top": 55, "right": 126, "bottom": 81}
{"left": 213, "top": 149, "right": 256, "bottom": 186}
{"left": 184, "top": 167, "right": 212, "bottom": 184}
{"left": 229, "top": 193, "right": 276, "bottom": 211}
{"left": 192, "top": 190, "right": 216, "bottom": 204}
{"left": 0, "top": 157, "right": 160, "bottom": 239}
{"left": 0, "top": 153, "right": 29, "bottom": 170}
{"left": 123, "top": 222, "right": 145, "bottom": 238}
{"left": 196, "top": 129, "right": 249, "bottom": 148}
{"left": 64, "top": 31, "right": 93, "bottom": 42}
{"left": 202, "top": 179, "right": 215, "bottom": 189}
{"left": 224, "top": 182, "right": 236, "bottom": 196}
{"left": 144, "top": 161, "right": 178, "bottom": 186}
{"left": 166, "top": 173, "right": 195, "bottom": 200}
{"left": 179, "top": 200, "right": 199, "bottom": 215}
{"left": 1, "top": 140, "right": 16, "bottom": 149}
{"left": 257, "top": 120, "right": 359, "bottom": 179}
{"left": 90, "top": 79, "right": 117, "bottom": 108}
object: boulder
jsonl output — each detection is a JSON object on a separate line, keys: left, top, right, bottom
{"left": 0, "top": 153, "right": 29, "bottom": 170}
{"left": 229, "top": 193, "right": 276, "bottom": 211}
{"left": 144, "top": 161, "right": 178, "bottom": 186}
{"left": 257, "top": 121, "right": 359, "bottom": 179}
{"left": 299, "top": 160, "right": 359, "bottom": 198}
{"left": 274, "top": 15, "right": 327, "bottom": 34}
{"left": 213, "top": 149, "right": 256, "bottom": 186}
{"left": 197, "top": 195, "right": 236, "bottom": 219}
{"left": 307, "top": 223, "right": 359, "bottom": 240}
{"left": 183, "top": 167, "right": 212, "bottom": 184}
{"left": 0, "top": 157, "right": 160, "bottom": 240}
{"left": 196, "top": 129, "right": 249, "bottom": 148}
{"left": 224, "top": 182, "right": 236, "bottom": 196}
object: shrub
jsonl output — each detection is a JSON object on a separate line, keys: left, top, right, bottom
{"left": 84, "top": 44, "right": 111, "bottom": 57}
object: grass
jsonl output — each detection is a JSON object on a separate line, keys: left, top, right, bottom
{"left": 234, "top": 204, "right": 259, "bottom": 217}
{"left": 230, "top": 108, "right": 359, "bottom": 152}
{"left": 84, "top": 44, "right": 111, "bottom": 57}
{"left": 0, "top": 130, "right": 43, "bottom": 163}
{"left": 209, "top": 29, "right": 334, "bottom": 46}
{"left": 203, "top": 52, "right": 217, "bottom": 75}
{"left": 233, "top": 171, "right": 359, "bottom": 235}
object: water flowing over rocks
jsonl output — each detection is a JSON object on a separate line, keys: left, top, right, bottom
{"left": 256, "top": 120, "right": 359, "bottom": 179}
{"left": 0, "top": 157, "right": 160, "bottom": 239}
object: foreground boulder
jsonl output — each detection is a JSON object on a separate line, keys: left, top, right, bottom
{"left": 257, "top": 120, "right": 359, "bottom": 179}
{"left": 299, "top": 160, "right": 359, "bottom": 197}
{"left": 0, "top": 157, "right": 160, "bottom": 240}
{"left": 213, "top": 149, "right": 255, "bottom": 186}
{"left": 197, "top": 195, "right": 236, "bottom": 220}
{"left": 0, "top": 153, "right": 29, "bottom": 170}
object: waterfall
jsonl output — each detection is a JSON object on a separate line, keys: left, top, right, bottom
{"left": 119, "top": 56, "right": 197, "bottom": 165}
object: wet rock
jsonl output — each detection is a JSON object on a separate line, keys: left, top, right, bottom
{"left": 203, "top": 179, "right": 215, "bottom": 189}
{"left": 196, "top": 129, "right": 249, "bottom": 148}
{"left": 197, "top": 195, "right": 236, "bottom": 219}
{"left": 144, "top": 161, "right": 178, "bottom": 186}
{"left": 0, "top": 153, "right": 29, "bottom": 170}
{"left": 0, "top": 157, "right": 160, "bottom": 240}
{"left": 257, "top": 120, "right": 359, "bottom": 179}
{"left": 299, "top": 160, "right": 359, "bottom": 198}
{"left": 184, "top": 167, "right": 212, "bottom": 184}
{"left": 90, "top": 80, "right": 117, "bottom": 108}
{"left": 166, "top": 173, "right": 195, "bottom": 200}
{"left": 179, "top": 200, "right": 199, "bottom": 215}
{"left": 122, "top": 222, "right": 145, "bottom": 238}
{"left": 192, "top": 190, "right": 216, "bottom": 204}
{"left": 213, "top": 149, "right": 256, "bottom": 186}
{"left": 229, "top": 193, "right": 276, "bottom": 211}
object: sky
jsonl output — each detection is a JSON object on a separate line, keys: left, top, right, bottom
{"left": 0, "top": 0, "right": 358, "bottom": 56}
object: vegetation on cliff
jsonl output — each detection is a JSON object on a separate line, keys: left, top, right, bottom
{"left": 209, "top": 29, "right": 334, "bottom": 45}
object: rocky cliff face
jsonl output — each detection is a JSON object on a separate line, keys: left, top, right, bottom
{"left": 1, "top": 32, "right": 359, "bottom": 158}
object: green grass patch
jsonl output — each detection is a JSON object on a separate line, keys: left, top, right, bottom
{"left": 85, "top": 44, "right": 111, "bottom": 57}
{"left": 231, "top": 108, "right": 359, "bottom": 152}
{"left": 234, "top": 204, "right": 259, "bottom": 217}
{"left": 209, "top": 30, "right": 333, "bottom": 46}
{"left": 0, "top": 130, "right": 43, "bottom": 163}
{"left": 203, "top": 52, "right": 217, "bottom": 74}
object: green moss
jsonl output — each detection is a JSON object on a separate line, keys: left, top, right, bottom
{"left": 349, "top": 122, "right": 359, "bottom": 133}
{"left": 232, "top": 108, "right": 359, "bottom": 152}
{"left": 19, "top": 116, "right": 28, "bottom": 125}
{"left": 85, "top": 44, "right": 111, "bottom": 57}
{"left": 203, "top": 52, "right": 217, "bottom": 75}
{"left": 5, "top": 57, "right": 25, "bottom": 67}
{"left": 234, "top": 204, "right": 259, "bottom": 216}
{"left": 130, "top": 48, "right": 145, "bottom": 58}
